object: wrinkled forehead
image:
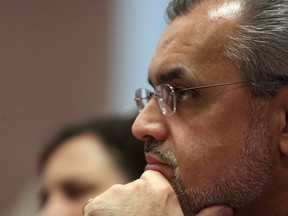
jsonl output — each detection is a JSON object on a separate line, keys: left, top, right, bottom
{"left": 148, "top": 0, "right": 242, "bottom": 85}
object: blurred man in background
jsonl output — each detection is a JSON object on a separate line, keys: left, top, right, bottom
{"left": 38, "top": 115, "right": 146, "bottom": 216}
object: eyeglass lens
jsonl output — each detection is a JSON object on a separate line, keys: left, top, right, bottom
{"left": 156, "top": 84, "right": 176, "bottom": 115}
{"left": 135, "top": 88, "right": 151, "bottom": 112}
{"left": 135, "top": 85, "right": 176, "bottom": 115}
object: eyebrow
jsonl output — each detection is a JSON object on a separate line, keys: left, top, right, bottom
{"left": 42, "top": 178, "right": 98, "bottom": 193}
{"left": 148, "top": 67, "right": 186, "bottom": 87}
{"left": 59, "top": 178, "right": 97, "bottom": 189}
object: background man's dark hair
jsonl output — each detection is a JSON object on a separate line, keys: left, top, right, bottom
{"left": 39, "top": 115, "right": 146, "bottom": 180}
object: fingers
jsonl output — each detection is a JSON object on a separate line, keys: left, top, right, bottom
{"left": 140, "top": 170, "right": 170, "bottom": 183}
{"left": 139, "top": 170, "right": 175, "bottom": 193}
{"left": 140, "top": 170, "right": 184, "bottom": 216}
{"left": 83, "top": 170, "right": 231, "bottom": 216}
{"left": 140, "top": 171, "right": 181, "bottom": 204}
{"left": 83, "top": 170, "right": 184, "bottom": 216}
{"left": 196, "top": 206, "right": 234, "bottom": 216}
{"left": 82, "top": 198, "right": 94, "bottom": 215}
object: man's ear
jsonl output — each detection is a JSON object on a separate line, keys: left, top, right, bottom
{"left": 280, "top": 115, "right": 288, "bottom": 155}
{"left": 279, "top": 87, "right": 288, "bottom": 156}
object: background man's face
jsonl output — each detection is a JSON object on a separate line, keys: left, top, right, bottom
{"left": 39, "top": 134, "right": 127, "bottom": 216}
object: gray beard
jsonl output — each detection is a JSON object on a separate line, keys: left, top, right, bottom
{"left": 147, "top": 102, "right": 274, "bottom": 216}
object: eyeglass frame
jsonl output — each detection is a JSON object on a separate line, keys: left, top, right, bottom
{"left": 134, "top": 80, "right": 257, "bottom": 116}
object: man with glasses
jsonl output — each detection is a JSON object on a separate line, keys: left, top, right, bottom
{"left": 84, "top": 0, "right": 288, "bottom": 215}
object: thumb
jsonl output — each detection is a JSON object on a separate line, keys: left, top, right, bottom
{"left": 196, "top": 206, "right": 234, "bottom": 216}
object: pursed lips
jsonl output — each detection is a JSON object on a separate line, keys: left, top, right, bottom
{"left": 145, "top": 153, "right": 174, "bottom": 178}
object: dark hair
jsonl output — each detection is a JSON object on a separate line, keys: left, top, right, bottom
{"left": 166, "top": 0, "right": 288, "bottom": 97}
{"left": 38, "top": 115, "right": 146, "bottom": 180}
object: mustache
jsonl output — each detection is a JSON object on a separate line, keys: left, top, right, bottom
{"left": 144, "top": 138, "right": 161, "bottom": 153}
{"left": 144, "top": 138, "right": 177, "bottom": 168}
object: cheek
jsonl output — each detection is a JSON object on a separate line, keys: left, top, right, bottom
{"left": 70, "top": 201, "right": 86, "bottom": 216}
{"left": 170, "top": 105, "right": 249, "bottom": 186}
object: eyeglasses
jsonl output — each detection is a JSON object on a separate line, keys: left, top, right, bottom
{"left": 134, "top": 81, "right": 255, "bottom": 116}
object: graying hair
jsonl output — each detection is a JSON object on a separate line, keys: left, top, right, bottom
{"left": 166, "top": 0, "right": 288, "bottom": 97}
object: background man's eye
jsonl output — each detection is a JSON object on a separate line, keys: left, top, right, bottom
{"left": 65, "top": 185, "right": 95, "bottom": 199}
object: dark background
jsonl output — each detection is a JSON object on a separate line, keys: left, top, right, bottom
{"left": 0, "top": 1, "right": 111, "bottom": 215}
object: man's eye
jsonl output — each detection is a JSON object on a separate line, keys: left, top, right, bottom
{"left": 176, "top": 89, "right": 198, "bottom": 103}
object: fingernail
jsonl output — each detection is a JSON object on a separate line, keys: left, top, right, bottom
{"left": 218, "top": 207, "right": 233, "bottom": 216}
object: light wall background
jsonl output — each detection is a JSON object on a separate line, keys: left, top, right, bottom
{"left": 0, "top": 1, "right": 168, "bottom": 215}
{"left": 108, "top": 1, "right": 168, "bottom": 110}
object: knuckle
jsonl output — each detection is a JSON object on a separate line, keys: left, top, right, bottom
{"left": 83, "top": 198, "right": 104, "bottom": 216}
{"left": 109, "top": 184, "right": 124, "bottom": 193}
{"left": 158, "top": 182, "right": 173, "bottom": 192}
{"left": 155, "top": 182, "right": 175, "bottom": 199}
{"left": 140, "top": 169, "right": 155, "bottom": 178}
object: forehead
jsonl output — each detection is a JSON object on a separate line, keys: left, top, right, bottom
{"left": 42, "top": 133, "right": 117, "bottom": 186}
{"left": 148, "top": 0, "right": 242, "bottom": 85}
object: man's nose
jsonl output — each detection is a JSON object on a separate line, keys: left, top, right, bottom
{"left": 132, "top": 97, "right": 168, "bottom": 142}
